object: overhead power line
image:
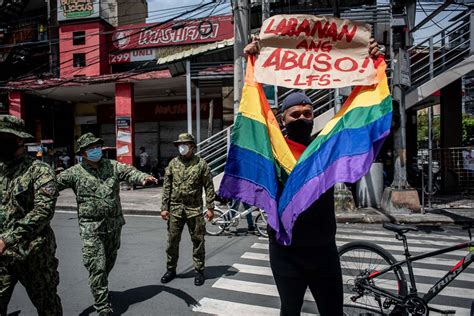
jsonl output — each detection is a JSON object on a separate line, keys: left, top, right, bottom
{"left": 1, "top": 1, "right": 226, "bottom": 85}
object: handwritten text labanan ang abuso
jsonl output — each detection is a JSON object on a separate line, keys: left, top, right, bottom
{"left": 254, "top": 15, "right": 377, "bottom": 89}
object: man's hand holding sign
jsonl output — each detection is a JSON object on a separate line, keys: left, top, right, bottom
{"left": 246, "top": 15, "right": 380, "bottom": 89}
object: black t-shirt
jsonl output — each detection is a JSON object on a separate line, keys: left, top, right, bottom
{"left": 268, "top": 187, "right": 336, "bottom": 247}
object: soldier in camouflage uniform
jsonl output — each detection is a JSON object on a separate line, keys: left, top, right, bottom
{"left": 0, "top": 115, "right": 62, "bottom": 316}
{"left": 57, "top": 133, "right": 157, "bottom": 315}
{"left": 160, "top": 133, "right": 215, "bottom": 286}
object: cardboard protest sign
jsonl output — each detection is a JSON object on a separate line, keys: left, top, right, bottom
{"left": 255, "top": 15, "right": 377, "bottom": 89}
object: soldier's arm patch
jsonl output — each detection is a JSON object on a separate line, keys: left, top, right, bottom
{"left": 42, "top": 183, "right": 58, "bottom": 197}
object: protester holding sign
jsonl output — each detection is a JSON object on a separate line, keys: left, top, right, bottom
{"left": 235, "top": 15, "right": 384, "bottom": 316}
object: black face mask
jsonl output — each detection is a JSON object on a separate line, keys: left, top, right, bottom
{"left": 286, "top": 119, "right": 314, "bottom": 146}
{"left": 0, "top": 137, "right": 20, "bottom": 162}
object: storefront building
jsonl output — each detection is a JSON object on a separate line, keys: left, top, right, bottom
{"left": 5, "top": 5, "right": 234, "bottom": 168}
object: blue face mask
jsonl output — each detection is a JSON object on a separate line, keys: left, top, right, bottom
{"left": 85, "top": 147, "right": 102, "bottom": 162}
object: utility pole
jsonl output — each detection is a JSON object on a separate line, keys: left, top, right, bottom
{"left": 233, "top": 0, "right": 250, "bottom": 116}
{"left": 48, "top": 0, "right": 59, "bottom": 76}
{"left": 381, "top": 0, "right": 421, "bottom": 213}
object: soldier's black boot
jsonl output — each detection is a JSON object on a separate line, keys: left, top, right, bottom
{"left": 194, "top": 271, "right": 205, "bottom": 286}
{"left": 161, "top": 270, "right": 176, "bottom": 284}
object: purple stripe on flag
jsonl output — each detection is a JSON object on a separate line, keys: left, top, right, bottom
{"left": 219, "top": 174, "right": 279, "bottom": 233}
{"left": 277, "top": 132, "right": 389, "bottom": 245}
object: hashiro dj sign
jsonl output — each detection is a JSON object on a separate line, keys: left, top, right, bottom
{"left": 254, "top": 15, "right": 377, "bottom": 89}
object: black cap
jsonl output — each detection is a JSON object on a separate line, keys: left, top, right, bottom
{"left": 280, "top": 92, "right": 312, "bottom": 112}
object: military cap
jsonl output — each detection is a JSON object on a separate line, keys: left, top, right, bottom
{"left": 281, "top": 92, "right": 312, "bottom": 112}
{"left": 76, "top": 132, "right": 104, "bottom": 153}
{"left": 173, "top": 133, "right": 195, "bottom": 145}
{"left": 0, "top": 115, "right": 34, "bottom": 139}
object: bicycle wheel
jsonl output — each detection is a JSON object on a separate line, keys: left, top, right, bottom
{"left": 254, "top": 211, "right": 268, "bottom": 237}
{"left": 339, "top": 241, "right": 408, "bottom": 315}
{"left": 205, "top": 208, "right": 226, "bottom": 236}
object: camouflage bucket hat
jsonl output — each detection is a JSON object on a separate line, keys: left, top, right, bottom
{"left": 173, "top": 133, "right": 195, "bottom": 146}
{"left": 0, "top": 115, "right": 34, "bottom": 139}
{"left": 76, "top": 132, "right": 104, "bottom": 153}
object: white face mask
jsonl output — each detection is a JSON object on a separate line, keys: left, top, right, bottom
{"left": 178, "top": 144, "right": 190, "bottom": 156}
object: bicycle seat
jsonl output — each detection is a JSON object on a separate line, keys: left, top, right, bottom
{"left": 383, "top": 223, "right": 418, "bottom": 234}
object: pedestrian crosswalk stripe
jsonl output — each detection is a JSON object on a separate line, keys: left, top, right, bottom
{"left": 335, "top": 241, "right": 468, "bottom": 257}
{"left": 212, "top": 278, "right": 315, "bottom": 302}
{"left": 341, "top": 274, "right": 474, "bottom": 300}
{"left": 337, "top": 228, "right": 468, "bottom": 241}
{"left": 241, "top": 252, "right": 269, "bottom": 261}
{"left": 251, "top": 243, "right": 268, "bottom": 250}
{"left": 243, "top": 248, "right": 467, "bottom": 269}
{"left": 193, "top": 298, "right": 317, "bottom": 316}
{"left": 250, "top": 242, "right": 469, "bottom": 258}
{"left": 428, "top": 304, "right": 470, "bottom": 316}
{"left": 232, "top": 263, "right": 273, "bottom": 276}
{"left": 235, "top": 260, "right": 473, "bottom": 282}
{"left": 337, "top": 233, "right": 466, "bottom": 247}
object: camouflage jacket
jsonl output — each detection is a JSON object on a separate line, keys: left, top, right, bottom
{"left": 161, "top": 155, "right": 215, "bottom": 218}
{"left": 57, "top": 158, "right": 149, "bottom": 235}
{"left": 0, "top": 155, "right": 58, "bottom": 261}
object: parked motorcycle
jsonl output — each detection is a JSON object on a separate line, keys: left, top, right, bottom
{"left": 408, "top": 158, "right": 441, "bottom": 196}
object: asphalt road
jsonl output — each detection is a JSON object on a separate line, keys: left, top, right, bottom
{"left": 8, "top": 211, "right": 259, "bottom": 316}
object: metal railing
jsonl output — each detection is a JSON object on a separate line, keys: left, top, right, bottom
{"left": 196, "top": 87, "right": 337, "bottom": 175}
{"left": 408, "top": 10, "right": 473, "bottom": 88}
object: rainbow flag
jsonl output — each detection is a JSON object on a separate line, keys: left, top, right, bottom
{"left": 219, "top": 56, "right": 392, "bottom": 245}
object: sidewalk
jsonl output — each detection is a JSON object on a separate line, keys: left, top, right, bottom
{"left": 56, "top": 187, "right": 474, "bottom": 224}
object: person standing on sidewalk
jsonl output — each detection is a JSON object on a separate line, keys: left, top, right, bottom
{"left": 0, "top": 115, "right": 62, "bottom": 315}
{"left": 138, "top": 146, "right": 150, "bottom": 172}
{"left": 56, "top": 133, "right": 157, "bottom": 315}
{"left": 160, "top": 133, "right": 215, "bottom": 286}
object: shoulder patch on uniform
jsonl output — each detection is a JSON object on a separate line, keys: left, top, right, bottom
{"left": 42, "top": 183, "right": 58, "bottom": 196}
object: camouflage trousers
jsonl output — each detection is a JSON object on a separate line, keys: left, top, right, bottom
{"left": 166, "top": 213, "right": 206, "bottom": 272}
{"left": 0, "top": 238, "right": 62, "bottom": 316}
{"left": 80, "top": 228, "right": 121, "bottom": 314}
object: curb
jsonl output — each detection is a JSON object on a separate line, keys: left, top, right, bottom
{"left": 56, "top": 206, "right": 472, "bottom": 225}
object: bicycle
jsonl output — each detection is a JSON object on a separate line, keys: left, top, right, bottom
{"left": 339, "top": 222, "right": 474, "bottom": 315}
{"left": 204, "top": 203, "right": 268, "bottom": 237}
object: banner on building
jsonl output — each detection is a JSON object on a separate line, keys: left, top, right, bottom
{"left": 111, "top": 15, "right": 233, "bottom": 51}
{"left": 254, "top": 15, "right": 377, "bottom": 89}
{"left": 58, "top": 0, "right": 100, "bottom": 21}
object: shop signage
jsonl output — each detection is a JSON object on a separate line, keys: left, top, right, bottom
{"left": 58, "top": 0, "right": 100, "bottom": 21}
{"left": 111, "top": 15, "right": 233, "bottom": 51}
{"left": 254, "top": 15, "right": 377, "bottom": 89}
{"left": 109, "top": 49, "right": 157, "bottom": 64}
{"left": 116, "top": 117, "right": 131, "bottom": 129}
